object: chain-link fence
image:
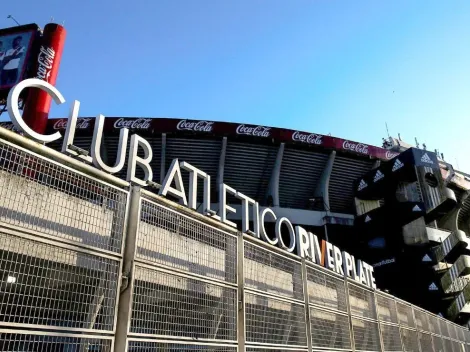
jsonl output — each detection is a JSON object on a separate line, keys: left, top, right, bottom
{"left": 1, "top": 129, "right": 470, "bottom": 352}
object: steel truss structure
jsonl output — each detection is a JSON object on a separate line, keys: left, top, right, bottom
{"left": 0, "top": 126, "right": 469, "bottom": 351}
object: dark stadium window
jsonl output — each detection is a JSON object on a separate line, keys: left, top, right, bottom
{"left": 424, "top": 172, "right": 438, "bottom": 188}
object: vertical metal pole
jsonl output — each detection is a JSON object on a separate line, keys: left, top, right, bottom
{"left": 217, "top": 137, "right": 227, "bottom": 187}
{"left": 394, "top": 298, "right": 407, "bottom": 352}
{"left": 265, "top": 142, "right": 284, "bottom": 207}
{"left": 301, "top": 260, "right": 313, "bottom": 352}
{"left": 373, "top": 292, "right": 385, "bottom": 352}
{"left": 160, "top": 133, "right": 166, "bottom": 183}
{"left": 344, "top": 278, "right": 356, "bottom": 352}
{"left": 237, "top": 233, "right": 246, "bottom": 352}
{"left": 411, "top": 307, "right": 423, "bottom": 352}
{"left": 114, "top": 186, "right": 141, "bottom": 352}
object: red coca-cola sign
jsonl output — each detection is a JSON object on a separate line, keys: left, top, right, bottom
{"left": 53, "top": 118, "right": 92, "bottom": 130}
{"left": 236, "top": 125, "right": 271, "bottom": 137}
{"left": 36, "top": 46, "right": 55, "bottom": 82}
{"left": 114, "top": 118, "right": 152, "bottom": 129}
{"left": 176, "top": 120, "right": 213, "bottom": 132}
{"left": 342, "top": 141, "right": 369, "bottom": 154}
{"left": 291, "top": 131, "right": 323, "bottom": 145}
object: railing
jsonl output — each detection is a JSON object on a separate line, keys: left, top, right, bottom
{"left": 432, "top": 229, "right": 467, "bottom": 263}
{"left": 0, "top": 127, "right": 470, "bottom": 351}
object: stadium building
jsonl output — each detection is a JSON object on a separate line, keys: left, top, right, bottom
{"left": 2, "top": 116, "right": 470, "bottom": 326}
{"left": 2, "top": 20, "right": 470, "bottom": 352}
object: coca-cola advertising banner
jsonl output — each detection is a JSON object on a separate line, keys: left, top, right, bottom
{"left": 0, "top": 24, "right": 39, "bottom": 94}
{"left": 1, "top": 116, "right": 400, "bottom": 161}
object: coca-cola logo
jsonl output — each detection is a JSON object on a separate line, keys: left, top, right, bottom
{"left": 53, "top": 118, "right": 92, "bottom": 130}
{"left": 385, "top": 151, "right": 399, "bottom": 159}
{"left": 114, "top": 118, "right": 152, "bottom": 129}
{"left": 342, "top": 141, "right": 369, "bottom": 154}
{"left": 36, "top": 46, "right": 55, "bottom": 82}
{"left": 176, "top": 120, "right": 213, "bottom": 132}
{"left": 291, "top": 131, "right": 323, "bottom": 145}
{"left": 236, "top": 125, "right": 271, "bottom": 137}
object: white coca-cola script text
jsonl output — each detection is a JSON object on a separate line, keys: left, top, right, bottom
{"left": 36, "top": 46, "right": 55, "bottom": 82}
{"left": 342, "top": 141, "right": 369, "bottom": 154}
{"left": 236, "top": 125, "right": 271, "bottom": 137}
{"left": 176, "top": 120, "right": 213, "bottom": 132}
{"left": 114, "top": 118, "right": 152, "bottom": 129}
{"left": 291, "top": 131, "right": 323, "bottom": 145}
{"left": 53, "top": 118, "right": 92, "bottom": 130}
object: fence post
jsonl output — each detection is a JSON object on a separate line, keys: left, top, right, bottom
{"left": 344, "top": 278, "right": 356, "bottom": 352}
{"left": 237, "top": 234, "right": 246, "bottom": 352}
{"left": 411, "top": 307, "right": 423, "bottom": 352}
{"left": 373, "top": 292, "right": 385, "bottom": 352}
{"left": 394, "top": 298, "right": 407, "bottom": 352}
{"left": 114, "top": 186, "right": 141, "bottom": 352}
{"left": 301, "top": 260, "right": 313, "bottom": 352}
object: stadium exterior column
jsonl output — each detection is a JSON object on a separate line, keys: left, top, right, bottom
{"left": 160, "top": 133, "right": 166, "bottom": 183}
{"left": 217, "top": 137, "right": 228, "bottom": 187}
{"left": 266, "top": 143, "right": 285, "bottom": 207}
{"left": 114, "top": 186, "right": 141, "bottom": 352}
{"left": 313, "top": 150, "right": 336, "bottom": 211}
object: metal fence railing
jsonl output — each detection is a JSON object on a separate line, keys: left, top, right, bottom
{"left": 1, "top": 128, "right": 470, "bottom": 352}
{"left": 0, "top": 135, "right": 128, "bottom": 350}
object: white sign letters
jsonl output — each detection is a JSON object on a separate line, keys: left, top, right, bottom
{"left": 6, "top": 79, "right": 376, "bottom": 289}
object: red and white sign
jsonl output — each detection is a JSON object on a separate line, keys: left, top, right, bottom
{"left": 292, "top": 131, "right": 323, "bottom": 145}
{"left": 385, "top": 151, "right": 399, "bottom": 160}
{"left": 114, "top": 118, "right": 152, "bottom": 129}
{"left": 36, "top": 46, "right": 55, "bottom": 82}
{"left": 53, "top": 118, "right": 92, "bottom": 130}
{"left": 342, "top": 141, "right": 369, "bottom": 154}
{"left": 236, "top": 125, "right": 271, "bottom": 137}
{"left": 176, "top": 120, "right": 213, "bottom": 132}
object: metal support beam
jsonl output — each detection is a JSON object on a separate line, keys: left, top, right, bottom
{"left": 114, "top": 186, "right": 141, "bottom": 352}
{"left": 237, "top": 233, "right": 246, "bottom": 352}
{"left": 344, "top": 278, "right": 356, "bottom": 352}
{"left": 313, "top": 150, "right": 336, "bottom": 211}
{"left": 374, "top": 292, "right": 386, "bottom": 352}
{"left": 302, "top": 260, "right": 313, "bottom": 352}
{"left": 266, "top": 143, "right": 284, "bottom": 207}
{"left": 160, "top": 133, "right": 166, "bottom": 183}
{"left": 217, "top": 137, "right": 228, "bottom": 188}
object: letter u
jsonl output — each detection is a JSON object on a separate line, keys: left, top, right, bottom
{"left": 91, "top": 114, "right": 129, "bottom": 174}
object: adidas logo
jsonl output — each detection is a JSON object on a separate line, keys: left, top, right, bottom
{"left": 365, "top": 215, "right": 372, "bottom": 223}
{"left": 421, "top": 153, "right": 433, "bottom": 164}
{"left": 429, "top": 282, "right": 438, "bottom": 291}
{"left": 412, "top": 205, "right": 422, "bottom": 212}
{"left": 422, "top": 254, "right": 432, "bottom": 262}
{"left": 392, "top": 159, "right": 404, "bottom": 172}
{"left": 373, "top": 170, "right": 384, "bottom": 183}
{"left": 358, "top": 179, "right": 368, "bottom": 191}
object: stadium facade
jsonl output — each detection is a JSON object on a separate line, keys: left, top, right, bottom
{"left": 2, "top": 20, "right": 470, "bottom": 351}
{"left": 0, "top": 110, "right": 470, "bottom": 352}
{"left": 2, "top": 112, "right": 470, "bottom": 329}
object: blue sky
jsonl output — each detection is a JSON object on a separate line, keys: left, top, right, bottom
{"left": 2, "top": 1, "right": 470, "bottom": 171}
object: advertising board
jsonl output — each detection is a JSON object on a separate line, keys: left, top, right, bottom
{"left": 0, "top": 117, "right": 400, "bottom": 160}
{"left": 0, "top": 24, "right": 39, "bottom": 98}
